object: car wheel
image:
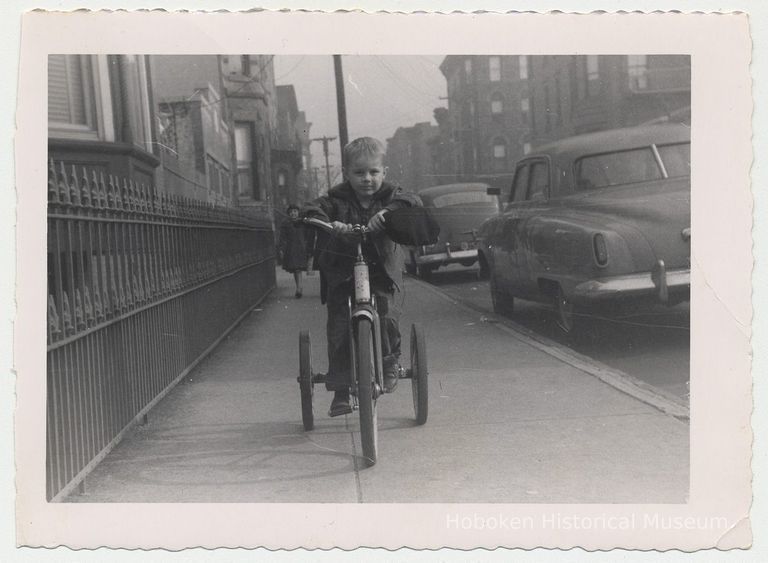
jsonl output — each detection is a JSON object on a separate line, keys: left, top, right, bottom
{"left": 417, "top": 263, "right": 433, "bottom": 281}
{"left": 478, "top": 253, "right": 490, "bottom": 280}
{"left": 490, "top": 270, "right": 514, "bottom": 316}
{"left": 405, "top": 252, "right": 417, "bottom": 275}
{"left": 554, "top": 286, "right": 575, "bottom": 333}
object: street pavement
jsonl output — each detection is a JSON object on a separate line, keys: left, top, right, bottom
{"left": 68, "top": 268, "right": 689, "bottom": 504}
{"left": 427, "top": 265, "right": 690, "bottom": 402}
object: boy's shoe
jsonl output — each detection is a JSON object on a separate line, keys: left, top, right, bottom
{"left": 295, "top": 290, "right": 303, "bottom": 298}
{"left": 328, "top": 390, "right": 352, "bottom": 417}
{"left": 383, "top": 364, "right": 400, "bottom": 393}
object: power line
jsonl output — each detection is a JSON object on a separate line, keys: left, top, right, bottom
{"left": 373, "top": 56, "right": 443, "bottom": 108}
{"left": 275, "top": 55, "right": 306, "bottom": 82}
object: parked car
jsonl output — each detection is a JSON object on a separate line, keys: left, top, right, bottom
{"left": 405, "top": 183, "right": 500, "bottom": 279}
{"left": 478, "top": 124, "right": 691, "bottom": 332}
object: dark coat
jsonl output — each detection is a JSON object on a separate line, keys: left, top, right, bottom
{"left": 302, "top": 181, "right": 422, "bottom": 300}
{"left": 278, "top": 219, "right": 313, "bottom": 273}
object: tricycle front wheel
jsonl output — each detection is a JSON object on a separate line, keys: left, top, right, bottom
{"left": 410, "top": 323, "right": 429, "bottom": 425}
{"left": 355, "top": 319, "right": 378, "bottom": 467}
{"left": 298, "top": 330, "right": 314, "bottom": 431}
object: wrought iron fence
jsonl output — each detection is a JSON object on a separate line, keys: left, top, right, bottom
{"left": 46, "top": 160, "right": 276, "bottom": 501}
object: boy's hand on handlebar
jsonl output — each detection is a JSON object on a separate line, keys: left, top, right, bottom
{"left": 330, "top": 221, "right": 353, "bottom": 234}
{"left": 367, "top": 210, "right": 388, "bottom": 233}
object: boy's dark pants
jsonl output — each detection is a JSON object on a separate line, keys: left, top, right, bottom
{"left": 325, "top": 281, "right": 401, "bottom": 391}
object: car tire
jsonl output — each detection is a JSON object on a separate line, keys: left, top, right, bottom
{"left": 554, "top": 285, "right": 576, "bottom": 334}
{"left": 490, "top": 270, "right": 514, "bottom": 316}
{"left": 478, "top": 253, "right": 490, "bottom": 280}
{"left": 417, "top": 263, "right": 433, "bottom": 281}
{"left": 405, "top": 252, "right": 417, "bottom": 275}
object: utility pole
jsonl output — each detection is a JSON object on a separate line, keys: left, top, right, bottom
{"left": 311, "top": 166, "right": 321, "bottom": 196}
{"left": 333, "top": 55, "right": 349, "bottom": 162}
{"left": 311, "top": 136, "right": 337, "bottom": 192}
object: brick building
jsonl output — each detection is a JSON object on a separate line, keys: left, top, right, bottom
{"left": 436, "top": 55, "right": 691, "bottom": 191}
{"left": 385, "top": 122, "right": 440, "bottom": 192}
{"left": 150, "top": 55, "right": 235, "bottom": 205}
{"left": 272, "top": 85, "right": 313, "bottom": 209}
{"left": 221, "top": 55, "right": 279, "bottom": 213}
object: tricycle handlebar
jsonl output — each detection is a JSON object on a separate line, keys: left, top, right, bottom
{"left": 302, "top": 217, "right": 369, "bottom": 235}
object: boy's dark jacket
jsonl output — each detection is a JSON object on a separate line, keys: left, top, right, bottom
{"left": 301, "top": 181, "right": 422, "bottom": 302}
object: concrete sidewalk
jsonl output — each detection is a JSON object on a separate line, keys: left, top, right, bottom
{"left": 68, "top": 268, "right": 689, "bottom": 503}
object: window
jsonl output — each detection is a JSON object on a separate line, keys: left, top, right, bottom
{"left": 627, "top": 54, "right": 649, "bottom": 90}
{"left": 48, "top": 55, "right": 96, "bottom": 129}
{"left": 241, "top": 55, "right": 251, "bottom": 75}
{"left": 586, "top": 55, "right": 601, "bottom": 96}
{"left": 491, "top": 92, "right": 504, "bottom": 115}
{"left": 235, "top": 122, "right": 255, "bottom": 199}
{"left": 464, "top": 58, "right": 473, "bottom": 78}
{"left": 489, "top": 56, "right": 501, "bottom": 81}
{"left": 511, "top": 164, "right": 530, "bottom": 203}
{"left": 575, "top": 148, "right": 663, "bottom": 190}
{"left": 277, "top": 171, "right": 287, "bottom": 188}
{"left": 208, "top": 157, "right": 221, "bottom": 194}
{"left": 657, "top": 142, "right": 691, "bottom": 178}
{"left": 493, "top": 138, "right": 507, "bottom": 172}
{"left": 221, "top": 168, "right": 231, "bottom": 199}
{"left": 519, "top": 55, "right": 529, "bottom": 80}
{"left": 432, "top": 190, "right": 497, "bottom": 208}
{"left": 48, "top": 55, "right": 114, "bottom": 142}
{"left": 527, "top": 161, "right": 549, "bottom": 201}
{"left": 493, "top": 143, "right": 506, "bottom": 159}
{"left": 523, "top": 142, "right": 531, "bottom": 155}
{"left": 576, "top": 59, "right": 587, "bottom": 100}
{"left": 521, "top": 97, "right": 532, "bottom": 128}
{"left": 121, "top": 56, "right": 153, "bottom": 152}
{"left": 462, "top": 99, "right": 475, "bottom": 129}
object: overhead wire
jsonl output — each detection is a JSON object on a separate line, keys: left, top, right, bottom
{"left": 275, "top": 56, "right": 306, "bottom": 82}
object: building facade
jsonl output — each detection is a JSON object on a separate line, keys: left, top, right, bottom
{"left": 439, "top": 55, "right": 531, "bottom": 190}
{"left": 150, "top": 55, "right": 235, "bottom": 205}
{"left": 271, "top": 85, "right": 313, "bottom": 209}
{"left": 48, "top": 54, "right": 160, "bottom": 187}
{"left": 436, "top": 55, "right": 691, "bottom": 192}
{"left": 221, "top": 55, "right": 279, "bottom": 213}
{"left": 385, "top": 122, "right": 440, "bottom": 192}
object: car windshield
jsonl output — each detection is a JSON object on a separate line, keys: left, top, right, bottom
{"left": 657, "top": 142, "right": 691, "bottom": 178}
{"left": 575, "top": 148, "right": 662, "bottom": 190}
{"left": 431, "top": 191, "right": 498, "bottom": 208}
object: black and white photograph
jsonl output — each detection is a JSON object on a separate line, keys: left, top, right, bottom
{"left": 12, "top": 9, "right": 754, "bottom": 552}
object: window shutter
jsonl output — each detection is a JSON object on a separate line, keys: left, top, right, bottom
{"left": 48, "top": 55, "right": 88, "bottom": 125}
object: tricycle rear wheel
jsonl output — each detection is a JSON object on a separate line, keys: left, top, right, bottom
{"left": 298, "top": 330, "right": 314, "bottom": 431}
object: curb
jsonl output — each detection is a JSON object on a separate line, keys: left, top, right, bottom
{"left": 406, "top": 275, "right": 690, "bottom": 421}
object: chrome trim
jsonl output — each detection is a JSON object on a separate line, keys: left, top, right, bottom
{"left": 570, "top": 268, "right": 690, "bottom": 301}
{"left": 415, "top": 249, "right": 478, "bottom": 265}
{"left": 651, "top": 143, "right": 669, "bottom": 178}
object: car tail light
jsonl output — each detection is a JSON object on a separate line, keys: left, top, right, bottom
{"left": 593, "top": 233, "right": 608, "bottom": 266}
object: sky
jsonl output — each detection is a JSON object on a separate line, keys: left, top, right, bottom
{"left": 273, "top": 55, "right": 447, "bottom": 180}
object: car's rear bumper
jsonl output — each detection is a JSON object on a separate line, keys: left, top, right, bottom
{"left": 416, "top": 249, "right": 478, "bottom": 267}
{"left": 570, "top": 261, "right": 690, "bottom": 305}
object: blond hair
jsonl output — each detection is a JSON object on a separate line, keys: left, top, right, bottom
{"left": 342, "top": 137, "right": 386, "bottom": 167}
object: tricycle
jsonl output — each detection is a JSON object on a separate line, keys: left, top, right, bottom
{"left": 297, "top": 216, "right": 429, "bottom": 467}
